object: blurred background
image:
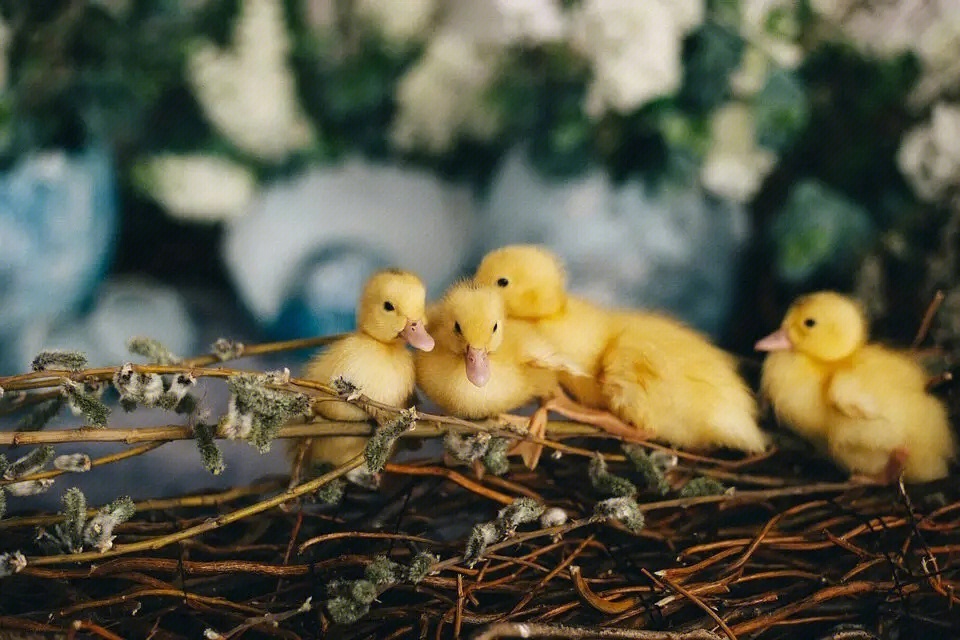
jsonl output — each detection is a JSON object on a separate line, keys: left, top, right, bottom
{"left": 2, "top": 0, "right": 960, "bottom": 499}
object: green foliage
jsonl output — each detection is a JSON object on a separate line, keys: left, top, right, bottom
{"left": 755, "top": 70, "right": 809, "bottom": 153}
{"left": 770, "top": 179, "right": 875, "bottom": 283}
{"left": 679, "top": 22, "right": 744, "bottom": 113}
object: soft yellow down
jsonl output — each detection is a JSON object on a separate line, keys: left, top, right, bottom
{"left": 474, "top": 244, "right": 767, "bottom": 453}
{"left": 294, "top": 269, "right": 431, "bottom": 468}
{"left": 414, "top": 281, "right": 565, "bottom": 419}
{"left": 758, "top": 291, "right": 956, "bottom": 483}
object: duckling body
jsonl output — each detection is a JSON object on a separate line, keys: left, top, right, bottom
{"left": 757, "top": 291, "right": 956, "bottom": 482}
{"left": 414, "top": 283, "right": 559, "bottom": 420}
{"left": 475, "top": 245, "right": 766, "bottom": 453}
{"left": 294, "top": 269, "right": 434, "bottom": 472}
{"left": 602, "top": 312, "right": 766, "bottom": 452}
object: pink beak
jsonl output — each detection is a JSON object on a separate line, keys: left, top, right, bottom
{"left": 400, "top": 320, "right": 435, "bottom": 351}
{"left": 755, "top": 328, "right": 792, "bottom": 352}
{"left": 465, "top": 346, "right": 491, "bottom": 387}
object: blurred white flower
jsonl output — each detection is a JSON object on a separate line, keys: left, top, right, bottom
{"left": 813, "top": 0, "right": 954, "bottom": 58}
{"left": 304, "top": 0, "right": 337, "bottom": 31}
{"left": 911, "top": 11, "right": 960, "bottom": 106}
{"left": 740, "top": 0, "right": 802, "bottom": 69}
{"left": 444, "top": 0, "right": 568, "bottom": 45}
{"left": 356, "top": 0, "right": 438, "bottom": 46}
{"left": 135, "top": 154, "right": 257, "bottom": 223}
{"left": 391, "top": 32, "right": 501, "bottom": 153}
{"left": 898, "top": 103, "right": 960, "bottom": 202}
{"left": 730, "top": 46, "right": 770, "bottom": 98}
{"left": 573, "top": 0, "right": 700, "bottom": 117}
{"left": 700, "top": 103, "right": 777, "bottom": 203}
{"left": 187, "top": 0, "right": 315, "bottom": 162}
{"left": 664, "top": 0, "right": 705, "bottom": 34}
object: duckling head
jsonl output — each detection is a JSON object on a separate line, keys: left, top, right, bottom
{"left": 756, "top": 291, "right": 867, "bottom": 362}
{"left": 357, "top": 269, "right": 434, "bottom": 351}
{"left": 434, "top": 283, "right": 505, "bottom": 387}
{"left": 474, "top": 245, "right": 566, "bottom": 319}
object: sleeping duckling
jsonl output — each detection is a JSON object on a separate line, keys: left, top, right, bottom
{"left": 293, "top": 269, "right": 434, "bottom": 485}
{"left": 757, "top": 291, "right": 956, "bottom": 483}
{"left": 475, "top": 244, "right": 767, "bottom": 454}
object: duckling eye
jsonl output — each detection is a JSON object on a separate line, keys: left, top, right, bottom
{"left": 454, "top": 322, "right": 462, "bottom": 335}
{"left": 383, "top": 301, "right": 395, "bottom": 312}
{"left": 803, "top": 318, "right": 816, "bottom": 328}
{"left": 493, "top": 322, "right": 498, "bottom": 333}
{"left": 496, "top": 278, "right": 509, "bottom": 287}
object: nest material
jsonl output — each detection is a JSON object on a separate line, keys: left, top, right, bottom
{"left": 0, "top": 334, "right": 959, "bottom": 639}
{"left": 0, "top": 440, "right": 958, "bottom": 640}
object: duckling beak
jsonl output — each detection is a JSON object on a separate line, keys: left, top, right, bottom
{"left": 400, "top": 320, "right": 435, "bottom": 351}
{"left": 465, "top": 346, "right": 491, "bottom": 387}
{"left": 755, "top": 328, "right": 792, "bottom": 352}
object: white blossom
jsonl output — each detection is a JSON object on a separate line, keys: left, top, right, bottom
{"left": 814, "top": 0, "right": 956, "bottom": 59}
{"left": 444, "top": 0, "right": 568, "bottom": 46}
{"left": 571, "top": 0, "right": 695, "bottom": 117}
{"left": 898, "top": 102, "right": 960, "bottom": 202}
{"left": 136, "top": 154, "right": 256, "bottom": 223}
{"left": 911, "top": 11, "right": 960, "bottom": 106}
{"left": 187, "top": 0, "right": 315, "bottom": 162}
{"left": 356, "top": 0, "right": 438, "bottom": 46}
{"left": 739, "top": 0, "right": 802, "bottom": 69}
{"left": 700, "top": 103, "right": 777, "bottom": 203}
{"left": 391, "top": 32, "right": 501, "bottom": 153}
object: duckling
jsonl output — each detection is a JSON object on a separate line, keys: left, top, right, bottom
{"left": 757, "top": 291, "right": 956, "bottom": 483}
{"left": 293, "top": 269, "right": 434, "bottom": 485}
{"left": 475, "top": 245, "right": 767, "bottom": 454}
{"left": 415, "top": 282, "right": 558, "bottom": 415}
{"left": 416, "top": 281, "right": 586, "bottom": 468}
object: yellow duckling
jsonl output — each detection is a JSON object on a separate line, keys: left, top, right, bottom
{"left": 415, "top": 281, "right": 571, "bottom": 415}
{"left": 757, "top": 291, "right": 956, "bottom": 483}
{"left": 474, "top": 245, "right": 767, "bottom": 454}
{"left": 293, "top": 269, "right": 434, "bottom": 483}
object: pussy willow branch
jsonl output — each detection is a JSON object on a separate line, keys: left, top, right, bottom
{"left": 0, "top": 480, "right": 283, "bottom": 530}
{"left": 0, "top": 442, "right": 165, "bottom": 486}
{"left": 0, "top": 420, "right": 602, "bottom": 446}
{"left": 26, "top": 455, "right": 363, "bottom": 566}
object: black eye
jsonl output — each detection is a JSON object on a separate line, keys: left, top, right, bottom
{"left": 803, "top": 318, "right": 816, "bottom": 328}
{"left": 383, "top": 301, "right": 394, "bottom": 312}
{"left": 493, "top": 322, "right": 498, "bottom": 333}
{"left": 454, "top": 322, "right": 462, "bottom": 335}
{"left": 496, "top": 278, "right": 509, "bottom": 287}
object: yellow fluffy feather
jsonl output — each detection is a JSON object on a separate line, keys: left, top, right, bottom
{"left": 474, "top": 245, "right": 767, "bottom": 453}
{"left": 757, "top": 291, "right": 956, "bottom": 483}
{"left": 414, "top": 282, "right": 561, "bottom": 420}
{"left": 293, "top": 269, "right": 434, "bottom": 473}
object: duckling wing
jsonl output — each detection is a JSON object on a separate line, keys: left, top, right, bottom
{"left": 511, "top": 323, "right": 589, "bottom": 377}
{"left": 827, "top": 370, "right": 881, "bottom": 420}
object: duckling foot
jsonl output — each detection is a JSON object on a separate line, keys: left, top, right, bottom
{"left": 509, "top": 406, "right": 550, "bottom": 470}
{"left": 498, "top": 413, "right": 543, "bottom": 469}
{"left": 543, "top": 391, "right": 649, "bottom": 443}
{"left": 849, "top": 447, "right": 909, "bottom": 486}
